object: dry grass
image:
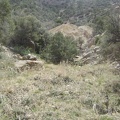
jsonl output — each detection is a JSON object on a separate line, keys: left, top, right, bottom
{"left": 0, "top": 57, "right": 120, "bottom": 120}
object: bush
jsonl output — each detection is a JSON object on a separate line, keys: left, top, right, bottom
{"left": 0, "top": 0, "right": 12, "bottom": 45}
{"left": 101, "top": 42, "right": 120, "bottom": 60}
{"left": 99, "top": 13, "right": 120, "bottom": 60}
{"left": 41, "top": 32, "right": 78, "bottom": 64}
{"left": 13, "top": 46, "right": 31, "bottom": 56}
{"left": 106, "top": 14, "right": 120, "bottom": 43}
{"left": 10, "top": 15, "right": 50, "bottom": 54}
{"left": 104, "top": 79, "right": 120, "bottom": 95}
{"left": 11, "top": 15, "right": 41, "bottom": 47}
{"left": 103, "top": 79, "right": 120, "bottom": 113}
{"left": 55, "top": 17, "right": 63, "bottom": 25}
{"left": 0, "top": 0, "right": 10, "bottom": 22}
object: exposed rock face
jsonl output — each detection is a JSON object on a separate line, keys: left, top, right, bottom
{"left": 74, "top": 45, "right": 102, "bottom": 65}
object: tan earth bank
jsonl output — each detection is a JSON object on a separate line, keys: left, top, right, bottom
{"left": 49, "top": 23, "right": 93, "bottom": 44}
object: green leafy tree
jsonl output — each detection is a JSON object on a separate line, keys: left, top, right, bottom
{"left": 100, "top": 13, "right": 120, "bottom": 60}
{"left": 42, "top": 32, "right": 78, "bottom": 64}
{"left": 0, "top": 0, "right": 11, "bottom": 44}
{"left": 106, "top": 14, "right": 120, "bottom": 43}
{"left": 11, "top": 15, "right": 50, "bottom": 53}
{"left": 0, "top": 0, "right": 10, "bottom": 22}
{"left": 13, "top": 15, "right": 41, "bottom": 44}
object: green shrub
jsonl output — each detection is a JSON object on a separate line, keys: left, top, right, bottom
{"left": 41, "top": 32, "right": 78, "bottom": 64}
{"left": 0, "top": 0, "right": 12, "bottom": 45}
{"left": 0, "top": 0, "right": 10, "bottom": 22}
{"left": 106, "top": 14, "right": 120, "bottom": 43}
{"left": 101, "top": 41, "right": 120, "bottom": 60}
{"left": 104, "top": 79, "right": 120, "bottom": 95}
{"left": 13, "top": 46, "right": 31, "bottom": 56}
{"left": 10, "top": 15, "right": 50, "bottom": 54}
{"left": 100, "top": 116, "right": 113, "bottom": 120}
{"left": 103, "top": 79, "right": 120, "bottom": 113}
{"left": 99, "top": 13, "right": 120, "bottom": 60}
{"left": 55, "top": 17, "right": 63, "bottom": 24}
{"left": 11, "top": 15, "right": 41, "bottom": 47}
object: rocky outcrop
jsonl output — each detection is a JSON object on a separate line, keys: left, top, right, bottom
{"left": 20, "top": 54, "right": 37, "bottom": 61}
{"left": 74, "top": 45, "right": 102, "bottom": 65}
{"left": 15, "top": 60, "right": 44, "bottom": 71}
{"left": 14, "top": 54, "right": 44, "bottom": 71}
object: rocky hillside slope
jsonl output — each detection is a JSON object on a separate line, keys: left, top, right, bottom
{"left": 0, "top": 45, "right": 120, "bottom": 120}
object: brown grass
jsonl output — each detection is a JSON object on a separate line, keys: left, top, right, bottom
{"left": 0, "top": 58, "right": 120, "bottom": 120}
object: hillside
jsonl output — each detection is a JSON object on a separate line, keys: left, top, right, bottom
{"left": 9, "top": 0, "right": 120, "bottom": 29}
{"left": 0, "top": 47, "right": 120, "bottom": 120}
{"left": 49, "top": 23, "right": 93, "bottom": 44}
{"left": 0, "top": 0, "right": 120, "bottom": 120}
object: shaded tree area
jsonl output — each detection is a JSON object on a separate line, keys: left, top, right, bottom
{"left": 0, "top": 0, "right": 13, "bottom": 44}
{"left": 41, "top": 32, "right": 78, "bottom": 64}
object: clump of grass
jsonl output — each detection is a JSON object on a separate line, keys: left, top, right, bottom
{"left": 0, "top": 53, "right": 17, "bottom": 80}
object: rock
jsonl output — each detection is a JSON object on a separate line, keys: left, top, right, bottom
{"left": 28, "top": 54, "right": 37, "bottom": 60}
{"left": 93, "top": 46, "right": 100, "bottom": 53}
{"left": 115, "top": 63, "right": 120, "bottom": 69}
{"left": 83, "top": 51, "right": 93, "bottom": 58}
{"left": 74, "top": 56, "right": 83, "bottom": 62}
{"left": 20, "top": 54, "right": 37, "bottom": 60}
{"left": 15, "top": 60, "right": 44, "bottom": 71}
{"left": 112, "top": 61, "right": 120, "bottom": 70}
{"left": 74, "top": 45, "right": 102, "bottom": 65}
{"left": 13, "top": 54, "right": 22, "bottom": 59}
{"left": 26, "top": 60, "right": 43, "bottom": 68}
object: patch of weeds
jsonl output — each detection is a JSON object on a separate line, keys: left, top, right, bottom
{"left": 100, "top": 116, "right": 114, "bottom": 120}
{"left": 48, "top": 90, "right": 64, "bottom": 97}
{"left": 21, "top": 98, "right": 32, "bottom": 106}
{"left": 42, "top": 111, "right": 60, "bottom": 120}
{"left": 63, "top": 76, "right": 73, "bottom": 84}
{"left": 102, "top": 79, "right": 120, "bottom": 112}
{"left": 51, "top": 75, "right": 73, "bottom": 85}
{"left": 70, "top": 111, "right": 81, "bottom": 118}
{"left": 82, "top": 98, "right": 93, "bottom": 109}
{"left": 13, "top": 46, "right": 31, "bottom": 56}
{"left": 12, "top": 108, "right": 25, "bottom": 120}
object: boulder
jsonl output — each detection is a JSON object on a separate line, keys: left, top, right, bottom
{"left": 112, "top": 61, "right": 120, "bottom": 70}
{"left": 19, "top": 54, "right": 37, "bottom": 60}
{"left": 15, "top": 60, "right": 44, "bottom": 71}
